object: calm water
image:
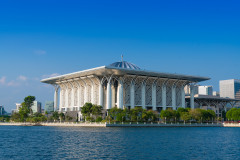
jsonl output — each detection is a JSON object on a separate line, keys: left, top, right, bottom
{"left": 0, "top": 126, "right": 239, "bottom": 160}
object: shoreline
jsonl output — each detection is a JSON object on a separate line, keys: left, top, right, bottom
{"left": 1, "top": 122, "right": 240, "bottom": 127}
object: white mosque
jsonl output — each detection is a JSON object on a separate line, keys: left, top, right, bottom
{"left": 41, "top": 60, "right": 209, "bottom": 114}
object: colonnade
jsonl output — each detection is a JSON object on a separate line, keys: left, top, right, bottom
{"left": 53, "top": 75, "right": 196, "bottom": 112}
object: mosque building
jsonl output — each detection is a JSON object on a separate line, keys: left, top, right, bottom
{"left": 41, "top": 60, "right": 210, "bottom": 117}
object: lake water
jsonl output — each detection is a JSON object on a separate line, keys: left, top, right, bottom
{"left": 0, "top": 126, "right": 239, "bottom": 160}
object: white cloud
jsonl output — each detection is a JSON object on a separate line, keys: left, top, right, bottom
{"left": 0, "top": 76, "right": 6, "bottom": 85}
{"left": 42, "top": 73, "right": 60, "bottom": 79}
{"left": 18, "top": 75, "right": 27, "bottom": 81}
{"left": 34, "top": 50, "right": 46, "bottom": 55}
{"left": 7, "top": 81, "right": 20, "bottom": 87}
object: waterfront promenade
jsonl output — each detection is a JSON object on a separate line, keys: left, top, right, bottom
{"left": 0, "top": 122, "right": 239, "bottom": 127}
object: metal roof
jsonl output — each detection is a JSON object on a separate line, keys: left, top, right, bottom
{"left": 41, "top": 65, "right": 210, "bottom": 84}
{"left": 108, "top": 61, "right": 140, "bottom": 70}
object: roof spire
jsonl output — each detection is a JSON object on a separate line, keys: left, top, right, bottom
{"left": 121, "top": 54, "right": 123, "bottom": 62}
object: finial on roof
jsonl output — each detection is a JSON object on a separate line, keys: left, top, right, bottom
{"left": 121, "top": 54, "right": 123, "bottom": 62}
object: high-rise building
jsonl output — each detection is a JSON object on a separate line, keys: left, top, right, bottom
{"left": 198, "top": 86, "right": 213, "bottom": 96}
{"left": 31, "top": 101, "right": 42, "bottom": 113}
{"left": 0, "top": 106, "right": 6, "bottom": 115}
{"left": 213, "top": 91, "right": 220, "bottom": 97}
{"left": 220, "top": 79, "right": 240, "bottom": 107}
{"left": 45, "top": 101, "right": 54, "bottom": 113}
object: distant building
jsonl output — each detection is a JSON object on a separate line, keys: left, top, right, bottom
{"left": 213, "top": 91, "right": 220, "bottom": 97}
{"left": 31, "top": 101, "right": 42, "bottom": 113}
{"left": 45, "top": 101, "right": 54, "bottom": 113}
{"left": 12, "top": 103, "right": 22, "bottom": 114}
{"left": 198, "top": 86, "right": 213, "bottom": 96}
{"left": 0, "top": 106, "right": 6, "bottom": 115}
{"left": 220, "top": 79, "right": 240, "bottom": 107}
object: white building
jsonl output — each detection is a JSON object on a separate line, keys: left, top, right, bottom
{"left": 31, "top": 101, "right": 42, "bottom": 113}
{"left": 41, "top": 61, "right": 209, "bottom": 116}
{"left": 213, "top": 91, "right": 220, "bottom": 97}
{"left": 198, "top": 86, "right": 213, "bottom": 96}
{"left": 220, "top": 79, "right": 240, "bottom": 99}
{"left": 0, "top": 106, "right": 5, "bottom": 115}
{"left": 220, "top": 79, "right": 240, "bottom": 107}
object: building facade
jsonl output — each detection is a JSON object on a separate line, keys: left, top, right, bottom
{"left": 220, "top": 79, "right": 240, "bottom": 107}
{"left": 198, "top": 86, "right": 213, "bottom": 96}
{"left": 0, "top": 106, "right": 6, "bottom": 116}
{"left": 45, "top": 101, "right": 54, "bottom": 113}
{"left": 31, "top": 101, "right": 42, "bottom": 113}
{"left": 41, "top": 61, "right": 209, "bottom": 114}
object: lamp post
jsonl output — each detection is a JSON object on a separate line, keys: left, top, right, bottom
{"left": 165, "top": 117, "right": 166, "bottom": 124}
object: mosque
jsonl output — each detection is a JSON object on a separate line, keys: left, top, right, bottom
{"left": 41, "top": 60, "right": 210, "bottom": 117}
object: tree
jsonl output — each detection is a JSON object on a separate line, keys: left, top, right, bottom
{"left": 19, "top": 102, "right": 30, "bottom": 122}
{"left": 130, "top": 107, "right": 144, "bottom": 122}
{"left": 91, "top": 105, "right": 103, "bottom": 119}
{"left": 59, "top": 112, "right": 65, "bottom": 122}
{"left": 189, "top": 109, "right": 202, "bottom": 121}
{"left": 160, "top": 108, "right": 177, "bottom": 121}
{"left": 11, "top": 113, "right": 21, "bottom": 122}
{"left": 180, "top": 112, "right": 192, "bottom": 122}
{"left": 109, "top": 107, "right": 122, "bottom": 121}
{"left": 81, "top": 103, "right": 93, "bottom": 118}
{"left": 226, "top": 108, "right": 238, "bottom": 120}
{"left": 52, "top": 111, "right": 59, "bottom": 121}
{"left": 24, "top": 96, "right": 36, "bottom": 114}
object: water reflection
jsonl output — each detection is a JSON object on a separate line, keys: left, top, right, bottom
{"left": 0, "top": 126, "right": 239, "bottom": 160}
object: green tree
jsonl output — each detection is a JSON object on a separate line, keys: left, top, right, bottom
{"left": 180, "top": 112, "right": 192, "bottom": 122}
{"left": 189, "top": 109, "right": 202, "bottom": 121}
{"left": 52, "top": 111, "right": 59, "bottom": 121}
{"left": 19, "top": 102, "right": 30, "bottom": 122}
{"left": 232, "top": 108, "right": 240, "bottom": 121}
{"left": 81, "top": 103, "right": 93, "bottom": 118}
{"left": 11, "top": 113, "right": 21, "bottom": 122}
{"left": 59, "top": 112, "right": 65, "bottom": 122}
{"left": 226, "top": 108, "right": 239, "bottom": 120}
{"left": 160, "top": 108, "right": 177, "bottom": 121}
{"left": 91, "top": 105, "right": 103, "bottom": 119}
{"left": 24, "top": 96, "right": 36, "bottom": 114}
{"left": 109, "top": 107, "right": 123, "bottom": 121}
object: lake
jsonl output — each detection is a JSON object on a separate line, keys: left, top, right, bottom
{"left": 0, "top": 126, "right": 239, "bottom": 160}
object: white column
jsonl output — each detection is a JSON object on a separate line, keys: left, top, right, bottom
{"left": 71, "top": 87, "right": 74, "bottom": 109}
{"left": 77, "top": 84, "right": 81, "bottom": 107}
{"left": 84, "top": 84, "right": 88, "bottom": 103}
{"left": 99, "top": 83, "right": 103, "bottom": 106}
{"left": 181, "top": 86, "right": 186, "bottom": 108}
{"left": 172, "top": 85, "right": 176, "bottom": 110}
{"left": 54, "top": 87, "right": 59, "bottom": 111}
{"left": 117, "top": 81, "right": 124, "bottom": 109}
{"left": 142, "top": 82, "right": 146, "bottom": 109}
{"left": 91, "top": 84, "right": 94, "bottom": 104}
{"left": 130, "top": 82, "right": 135, "bottom": 109}
{"left": 152, "top": 83, "right": 157, "bottom": 111}
{"left": 65, "top": 88, "right": 69, "bottom": 109}
{"left": 59, "top": 88, "right": 62, "bottom": 111}
{"left": 112, "top": 85, "right": 115, "bottom": 107}
{"left": 162, "top": 85, "right": 167, "bottom": 110}
{"left": 190, "top": 85, "right": 195, "bottom": 109}
{"left": 106, "top": 81, "right": 112, "bottom": 110}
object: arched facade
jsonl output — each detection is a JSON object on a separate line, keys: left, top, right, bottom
{"left": 41, "top": 61, "right": 209, "bottom": 113}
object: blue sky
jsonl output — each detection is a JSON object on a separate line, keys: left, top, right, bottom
{"left": 0, "top": 0, "right": 240, "bottom": 112}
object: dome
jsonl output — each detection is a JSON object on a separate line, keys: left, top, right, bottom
{"left": 109, "top": 61, "right": 140, "bottom": 70}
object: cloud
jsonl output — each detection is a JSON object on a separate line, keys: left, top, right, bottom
{"left": 34, "top": 50, "right": 46, "bottom": 55}
{"left": 0, "top": 76, "right": 6, "bottom": 85}
{"left": 42, "top": 73, "right": 60, "bottom": 79}
{"left": 0, "top": 76, "right": 28, "bottom": 87}
{"left": 17, "top": 75, "right": 27, "bottom": 81}
{"left": 7, "top": 81, "right": 20, "bottom": 87}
